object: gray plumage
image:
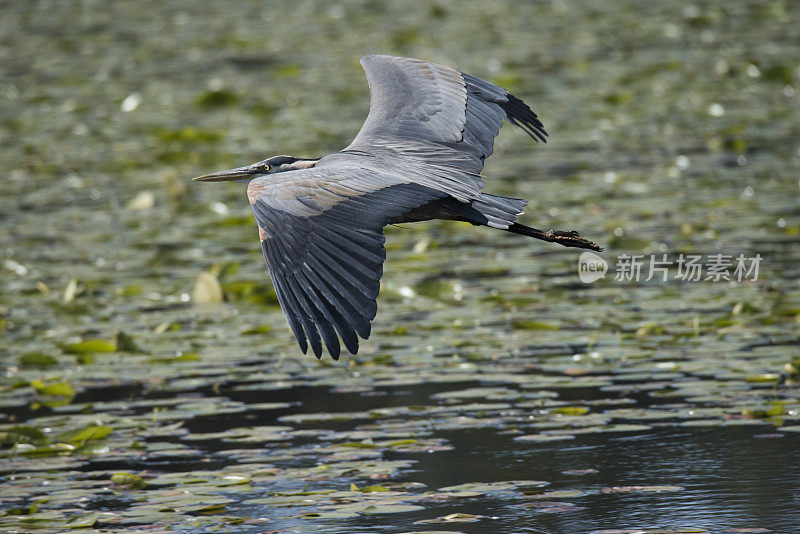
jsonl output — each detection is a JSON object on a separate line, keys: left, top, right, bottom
{"left": 194, "top": 55, "right": 600, "bottom": 360}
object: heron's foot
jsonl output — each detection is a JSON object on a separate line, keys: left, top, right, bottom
{"left": 545, "top": 229, "right": 603, "bottom": 252}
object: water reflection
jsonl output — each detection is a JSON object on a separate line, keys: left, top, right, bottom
{"left": 398, "top": 425, "right": 797, "bottom": 533}
{"left": 204, "top": 379, "right": 800, "bottom": 533}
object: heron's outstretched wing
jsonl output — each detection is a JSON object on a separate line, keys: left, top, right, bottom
{"left": 248, "top": 168, "right": 446, "bottom": 359}
{"left": 347, "top": 55, "right": 547, "bottom": 175}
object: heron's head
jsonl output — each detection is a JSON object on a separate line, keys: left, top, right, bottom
{"left": 193, "top": 155, "right": 318, "bottom": 182}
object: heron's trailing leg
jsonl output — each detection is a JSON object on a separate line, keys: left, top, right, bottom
{"left": 506, "top": 223, "right": 602, "bottom": 251}
{"left": 404, "top": 196, "right": 603, "bottom": 252}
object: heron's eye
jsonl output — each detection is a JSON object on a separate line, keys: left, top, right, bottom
{"left": 262, "top": 164, "right": 270, "bottom": 172}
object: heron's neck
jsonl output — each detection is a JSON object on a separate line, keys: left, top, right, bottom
{"left": 286, "top": 158, "right": 318, "bottom": 171}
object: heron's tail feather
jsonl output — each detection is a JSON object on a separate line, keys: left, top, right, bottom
{"left": 470, "top": 194, "right": 527, "bottom": 229}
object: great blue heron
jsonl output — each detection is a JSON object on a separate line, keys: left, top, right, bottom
{"left": 194, "top": 55, "right": 601, "bottom": 360}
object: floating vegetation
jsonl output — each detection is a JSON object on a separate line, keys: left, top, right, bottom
{"left": 110, "top": 472, "right": 147, "bottom": 489}
{"left": 195, "top": 89, "right": 240, "bottom": 109}
{"left": 193, "top": 271, "right": 224, "bottom": 304}
{"left": 17, "top": 352, "right": 59, "bottom": 368}
{"left": 59, "top": 339, "right": 116, "bottom": 354}
{"left": 416, "top": 512, "right": 487, "bottom": 524}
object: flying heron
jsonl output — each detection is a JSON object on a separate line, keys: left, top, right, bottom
{"left": 194, "top": 55, "right": 601, "bottom": 360}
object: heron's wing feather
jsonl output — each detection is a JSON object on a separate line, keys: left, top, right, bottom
{"left": 248, "top": 169, "right": 446, "bottom": 359}
{"left": 458, "top": 73, "right": 547, "bottom": 161}
{"left": 346, "top": 55, "right": 547, "bottom": 176}
{"left": 349, "top": 55, "right": 468, "bottom": 147}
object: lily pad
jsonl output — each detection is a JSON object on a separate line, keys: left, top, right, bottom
{"left": 60, "top": 339, "right": 117, "bottom": 354}
{"left": 18, "top": 352, "right": 59, "bottom": 368}
{"left": 111, "top": 472, "right": 146, "bottom": 489}
{"left": 416, "top": 512, "right": 486, "bottom": 523}
{"left": 439, "top": 480, "right": 548, "bottom": 492}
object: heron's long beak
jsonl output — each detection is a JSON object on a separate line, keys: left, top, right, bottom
{"left": 193, "top": 164, "right": 260, "bottom": 182}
